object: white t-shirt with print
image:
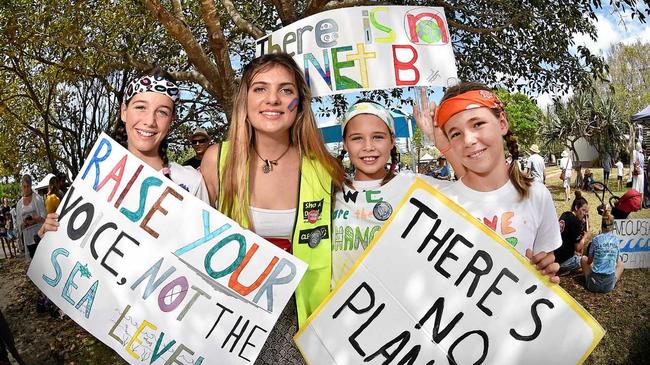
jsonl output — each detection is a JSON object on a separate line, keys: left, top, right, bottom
{"left": 438, "top": 179, "right": 562, "bottom": 258}
{"left": 331, "top": 171, "right": 450, "bottom": 287}
{"left": 167, "top": 162, "right": 210, "bottom": 204}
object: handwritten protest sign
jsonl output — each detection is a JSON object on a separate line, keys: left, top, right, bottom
{"left": 296, "top": 178, "right": 603, "bottom": 365}
{"left": 256, "top": 6, "right": 458, "bottom": 97}
{"left": 27, "top": 133, "right": 307, "bottom": 364}
{"left": 614, "top": 219, "right": 650, "bottom": 269}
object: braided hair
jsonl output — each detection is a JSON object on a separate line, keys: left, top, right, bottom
{"left": 381, "top": 145, "right": 399, "bottom": 186}
{"left": 503, "top": 128, "right": 533, "bottom": 199}
{"left": 440, "top": 82, "right": 533, "bottom": 199}
{"left": 112, "top": 66, "right": 176, "bottom": 179}
{"left": 336, "top": 149, "right": 354, "bottom": 189}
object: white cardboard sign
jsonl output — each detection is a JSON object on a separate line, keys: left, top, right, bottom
{"left": 27, "top": 133, "right": 307, "bottom": 364}
{"left": 613, "top": 219, "right": 650, "bottom": 269}
{"left": 296, "top": 178, "right": 603, "bottom": 365}
{"left": 256, "top": 6, "right": 458, "bottom": 97}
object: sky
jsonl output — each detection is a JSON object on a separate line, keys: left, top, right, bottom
{"left": 536, "top": 5, "right": 650, "bottom": 110}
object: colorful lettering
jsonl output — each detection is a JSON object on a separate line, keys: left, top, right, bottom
{"left": 332, "top": 46, "right": 363, "bottom": 90}
{"left": 119, "top": 176, "right": 163, "bottom": 222}
{"left": 96, "top": 154, "right": 127, "bottom": 203}
{"left": 81, "top": 138, "right": 112, "bottom": 190}
{"left": 43, "top": 247, "right": 70, "bottom": 287}
{"left": 346, "top": 43, "right": 376, "bottom": 88}
{"left": 303, "top": 51, "right": 333, "bottom": 90}
{"left": 392, "top": 45, "right": 419, "bottom": 86}
{"left": 370, "top": 7, "right": 395, "bottom": 42}
{"left": 229, "top": 243, "right": 280, "bottom": 296}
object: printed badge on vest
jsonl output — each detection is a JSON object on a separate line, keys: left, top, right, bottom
{"left": 303, "top": 199, "right": 324, "bottom": 224}
{"left": 298, "top": 225, "right": 329, "bottom": 248}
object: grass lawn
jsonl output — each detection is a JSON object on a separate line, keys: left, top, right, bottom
{"left": 545, "top": 165, "right": 650, "bottom": 365}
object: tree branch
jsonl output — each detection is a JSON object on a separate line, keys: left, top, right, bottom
{"left": 428, "top": 0, "right": 526, "bottom": 34}
{"left": 169, "top": 70, "right": 212, "bottom": 91}
{"left": 218, "top": 0, "right": 263, "bottom": 38}
{"left": 198, "top": 0, "right": 236, "bottom": 113}
{"left": 321, "top": 0, "right": 374, "bottom": 12}
{"left": 170, "top": 0, "right": 186, "bottom": 22}
{"left": 275, "top": 0, "right": 297, "bottom": 24}
{"left": 447, "top": 17, "right": 520, "bottom": 34}
{"left": 141, "top": 0, "right": 222, "bottom": 99}
{"left": 302, "top": 0, "right": 331, "bottom": 17}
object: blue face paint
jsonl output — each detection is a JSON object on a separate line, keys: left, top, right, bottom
{"left": 288, "top": 98, "right": 299, "bottom": 112}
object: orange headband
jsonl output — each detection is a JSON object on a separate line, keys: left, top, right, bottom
{"left": 435, "top": 90, "right": 504, "bottom": 127}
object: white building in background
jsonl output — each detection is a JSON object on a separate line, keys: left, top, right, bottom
{"left": 572, "top": 137, "right": 599, "bottom": 166}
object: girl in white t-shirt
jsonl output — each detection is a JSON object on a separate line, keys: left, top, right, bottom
{"left": 331, "top": 101, "right": 456, "bottom": 286}
{"left": 418, "top": 83, "right": 562, "bottom": 283}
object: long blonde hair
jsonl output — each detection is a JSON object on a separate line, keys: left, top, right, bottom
{"left": 220, "top": 53, "right": 344, "bottom": 224}
{"left": 441, "top": 82, "right": 533, "bottom": 199}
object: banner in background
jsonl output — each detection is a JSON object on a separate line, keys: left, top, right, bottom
{"left": 256, "top": 6, "right": 458, "bottom": 97}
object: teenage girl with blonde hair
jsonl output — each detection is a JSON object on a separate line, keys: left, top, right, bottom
{"left": 200, "top": 52, "right": 344, "bottom": 364}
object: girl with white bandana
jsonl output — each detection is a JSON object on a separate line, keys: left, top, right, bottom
{"left": 331, "top": 101, "right": 456, "bottom": 286}
{"left": 39, "top": 68, "right": 209, "bottom": 235}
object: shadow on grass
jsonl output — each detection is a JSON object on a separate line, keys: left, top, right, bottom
{"left": 560, "top": 269, "right": 650, "bottom": 365}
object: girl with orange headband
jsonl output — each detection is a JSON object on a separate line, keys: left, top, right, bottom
{"left": 416, "top": 83, "right": 562, "bottom": 283}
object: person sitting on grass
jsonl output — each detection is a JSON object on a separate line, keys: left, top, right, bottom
{"left": 582, "top": 168, "right": 595, "bottom": 192}
{"left": 580, "top": 209, "right": 624, "bottom": 293}
{"left": 555, "top": 191, "right": 590, "bottom": 275}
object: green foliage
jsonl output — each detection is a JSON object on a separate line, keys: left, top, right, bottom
{"left": 598, "top": 42, "right": 650, "bottom": 124}
{"left": 0, "top": 182, "right": 20, "bottom": 201}
{"left": 495, "top": 89, "right": 543, "bottom": 152}
{"left": 541, "top": 89, "right": 627, "bottom": 160}
{"left": 542, "top": 42, "right": 648, "bottom": 161}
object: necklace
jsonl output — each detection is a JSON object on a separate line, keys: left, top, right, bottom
{"left": 254, "top": 145, "right": 292, "bottom": 173}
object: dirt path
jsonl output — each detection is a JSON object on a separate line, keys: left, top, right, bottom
{"left": 0, "top": 256, "right": 127, "bottom": 365}
{"left": 0, "top": 256, "right": 60, "bottom": 364}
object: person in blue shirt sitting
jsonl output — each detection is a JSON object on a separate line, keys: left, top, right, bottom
{"left": 431, "top": 156, "right": 451, "bottom": 180}
{"left": 580, "top": 209, "right": 624, "bottom": 293}
{"left": 582, "top": 168, "right": 595, "bottom": 192}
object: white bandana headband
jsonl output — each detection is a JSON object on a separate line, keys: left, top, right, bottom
{"left": 124, "top": 75, "right": 180, "bottom": 103}
{"left": 342, "top": 102, "right": 395, "bottom": 136}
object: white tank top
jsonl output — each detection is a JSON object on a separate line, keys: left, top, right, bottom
{"left": 249, "top": 206, "right": 296, "bottom": 239}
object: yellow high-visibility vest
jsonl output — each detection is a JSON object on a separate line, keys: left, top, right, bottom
{"left": 219, "top": 142, "right": 332, "bottom": 327}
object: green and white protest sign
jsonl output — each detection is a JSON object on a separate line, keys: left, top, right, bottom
{"left": 256, "top": 6, "right": 458, "bottom": 97}
{"left": 296, "top": 178, "right": 603, "bottom": 365}
{"left": 27, "top": 133, "right": 307, "bottom": 364}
